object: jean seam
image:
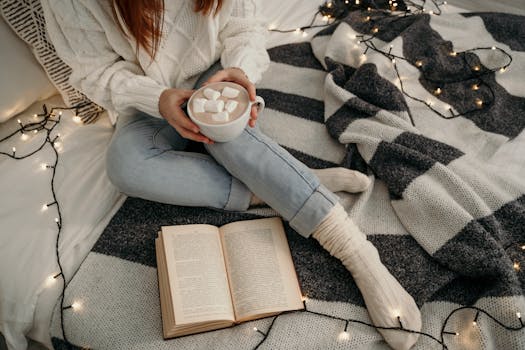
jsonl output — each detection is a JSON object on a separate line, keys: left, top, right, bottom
{"left": 244, "top": 128, "right": 318, "bottom": 192}
{"left": 225, "top": 177, "right": 234, "bottom": 210}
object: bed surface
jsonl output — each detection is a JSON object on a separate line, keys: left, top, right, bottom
{"left": 2, "top": 1, "right": 525, "bottom": 350}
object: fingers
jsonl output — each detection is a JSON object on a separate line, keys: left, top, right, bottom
{"left": 249, "top": 105, "right": 258, "bottom": 127}
{"left": 168, "top": 107, "right": 214, "bottom": 144}
{"left": 205, "top": 68, "right": 257, "bottom": 101}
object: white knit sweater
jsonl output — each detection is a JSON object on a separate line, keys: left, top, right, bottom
{"left": 40, "top": 0, "right": 270, "bottom": 124}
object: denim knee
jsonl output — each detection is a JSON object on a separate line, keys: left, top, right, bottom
{"left": 105, "top": 129, "right": 147, "bottom": 194}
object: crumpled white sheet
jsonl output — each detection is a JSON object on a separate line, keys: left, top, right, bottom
{"left": 0, "top": 95, "right": 126, "bottom": 349}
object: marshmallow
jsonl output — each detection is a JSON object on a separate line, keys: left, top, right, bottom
{"left": 225, "top": 100, "right": 238, "bottom": 113}
{"left": 203, "top": 88, "right": 221, "bottom": 100}
{"left": 211, "top": 111, "right": 230, "bottom": 122}
{"left": 204, "top": 99, "right": 224, "bottom": 113}
{"left": 192, "top": 98, "right": 206, "bottom": 113}
{"left": 222, "top": 86, "right": 240, "bottom": 98}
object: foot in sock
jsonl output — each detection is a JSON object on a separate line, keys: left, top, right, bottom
{"left": 249, "top": 167, "right": 371, "bottom": 206}
{"left": 312, "top": 204, "right": 421, "bottom": 350}
{"left": 313, "top": 167, "right": 371, "bottom": 193}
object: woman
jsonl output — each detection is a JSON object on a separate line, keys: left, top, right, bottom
{"left": 41, "top": 1, "right": 421, "bottom": 348}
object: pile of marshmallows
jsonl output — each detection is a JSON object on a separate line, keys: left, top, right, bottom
{"left": 193, "top": 86, "right": 241, "bottom": 123}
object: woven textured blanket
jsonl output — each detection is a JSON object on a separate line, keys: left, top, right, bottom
{"left": 51, "top": 9, "right": 525, "bottom": 350}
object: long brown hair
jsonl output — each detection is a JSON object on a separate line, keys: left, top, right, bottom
{"left": 112, "top": 0, "right": 223, "bottom": 59}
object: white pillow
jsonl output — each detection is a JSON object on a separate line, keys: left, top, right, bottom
{"left": 0, "top": 17, "right": 57, "bottom": 123}
{"left": 1, "top": 0, "right": 104, "bottom": 124}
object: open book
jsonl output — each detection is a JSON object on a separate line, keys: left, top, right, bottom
{"left": 155, "top": 217, "right": 304, "bottom": 339}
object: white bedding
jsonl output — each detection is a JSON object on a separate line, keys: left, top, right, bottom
{"left": 0, "top": 1, "right": 324, "bottom": 349}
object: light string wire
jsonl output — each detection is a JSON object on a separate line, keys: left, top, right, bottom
{"left": 250, "top": 300, "right": 525, "bottom": 350}
{"left": 349, "top": 5, "right": 511, "bottom": 125}
{"left": 0, "top": 103, "right": 89, "bottom": 349}
{"left": 269, "top": 0, "right": 512, "bottom": 126}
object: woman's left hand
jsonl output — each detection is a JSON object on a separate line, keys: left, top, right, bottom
{"left": 204, "top": 67, "right": 259, "bottom": 127}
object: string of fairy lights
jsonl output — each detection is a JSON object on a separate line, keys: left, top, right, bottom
{"left": 0, "top": 104, "right": 87, "bottom": 347}
{"left": 1, "top": 0, "right": 523, "bottom": 349}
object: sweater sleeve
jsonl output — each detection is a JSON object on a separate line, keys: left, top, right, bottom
{"left": 41, "top": 0, "right": 168, "bottom": 120}
{"left": 219, "top": 0, "right": 270, "bottom": 83}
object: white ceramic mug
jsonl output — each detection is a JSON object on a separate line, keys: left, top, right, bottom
{"left": 187, "top": 82, "right": 265, "bottom": 142}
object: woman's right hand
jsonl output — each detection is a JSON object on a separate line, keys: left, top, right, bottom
{"left": 159, "top": 88, "right": 214, "bottom": 144}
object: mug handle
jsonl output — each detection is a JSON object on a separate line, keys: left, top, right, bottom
{"left": 251, "top": 96, "right": 265, "bottom": 114}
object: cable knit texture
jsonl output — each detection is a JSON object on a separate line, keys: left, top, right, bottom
{"left": 313, "top": 203, "right": 422, "bottom": 350}
{"left": 40, "top": 0, "right": 270, "bottom": 124}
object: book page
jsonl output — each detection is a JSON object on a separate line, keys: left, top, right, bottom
{"left": 219, "top": 218, "right": 303, "bottom": 321}
{"left": 161, "top": 225, "right": 234, "bottom": 325}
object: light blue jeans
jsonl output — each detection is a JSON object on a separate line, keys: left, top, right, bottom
{"left": 106, "top": 66, "right": 339, "bottom": 237}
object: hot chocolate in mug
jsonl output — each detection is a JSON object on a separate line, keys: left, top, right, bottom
{"left": 187, "top": 81, "right": 265, "bottom": 142}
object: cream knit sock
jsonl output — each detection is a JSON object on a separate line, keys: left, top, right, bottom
{"left": 312, "top": 203, "right": 421, "bottom": 350}
{"left": 312, "top": 168, "right": 371, "bottom": 193}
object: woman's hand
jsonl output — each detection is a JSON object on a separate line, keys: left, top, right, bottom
{"left": 204, "top": 67, "right": 259, "bottom": 127}
{"left": 159, "top": 88, "right": 214, "bottom": 144}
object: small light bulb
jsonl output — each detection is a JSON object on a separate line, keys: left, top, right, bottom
{"left": 473, "top": 65, "right": 481, "bottom": 71}
{"left": 355, "top": 0, "right": 360, "bottom": 5}
{"left": 33, "top": 114, "right": 38, "bottom": 118}
{"left": 472, "top": 84, "right": 479, "bottom": 91}
{"left": 392, "top": 58, "right": 396, "bottom": 64}
{"left": 71, "top": 301, "right": 82, "bottom": 310}
{"left": 514, "top": 262, "right": 520, "bottom": 271}
{"left": 500, "top": 67, "right": 507, "bottom": 73}
{"left": 42, "top": 204, "right": 49, "bottom": 211}
{"left": 429, "top": 10, "right": 434, "bottom": 15}
{"left": 517, "top": 312, "right": 522, "bottom": 319}
{"left": 415, "top": 60, "right": 423, "bottom": 67}
{"left": 426, "top": 100, "right": 433, "bottom": 106}
{"left": 33, "top": 130, "right": 38, "bottom": 134}
{"left": 372, "top": 27, "right": 379, "bottom": 33}
{"left": 294, "top": 28, "right": 301, "bottom": 34}
{"left": 472, "top": 320, "right": 477, "bottom": 326}
{"left": 521, "top": 245, "right": 525, "bottom": 250}
{"left": 450, "top": 51, "right": 457, "bottom": 57}
{"left": 21, "top": 134, "right": 29, "bottom": 141}
{"left": 444, "top": 1, "right": 448, "bottom": 4}
{"left": 365, "top": 16, "right": 371, "bottom": 21}
{"left": 327, "top": 2, "right": 332, "bottom": 8}
{"left": 434, "top": 88, "right": 442, "bottom": 95}
{"left": 73, "top": 115, "right": 82, "bottom": 123}
{"left": 45, "top": 275, "right": 57, "bottom": 287}
{"left": 59, "top": 111, "right": 63, "bottom": 116}
{"left": 491, "top": 46, "right": 496, "bottom": 50}
{"left": 253, "top": 327, "right": 258, "bottom": 331}
{"left": 17, "top": 119, "right": 22, "bottom": 124}
{"left": 338, "top": 330, "right": 350, "bottom": 341}
{"left": 12, "top": 147, "right": 16, "bottom": 153}
{"left": 475, "top": 98, "right": 483, "bottom": 108}
{"left": 322, "top": 15, "right": 329, "bottom": 21}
